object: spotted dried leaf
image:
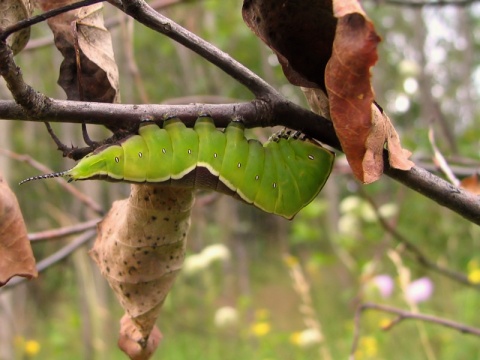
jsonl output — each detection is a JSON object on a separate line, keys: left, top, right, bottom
{"left": 90, "top": 185, "right": 194, "bottom": 341}
{"left": 0, "top": 175, "right": 37, "bottom": 286}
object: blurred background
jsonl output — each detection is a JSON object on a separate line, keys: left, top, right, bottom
{"left": 0, "top": 0, "right": 479, "bottom": 359}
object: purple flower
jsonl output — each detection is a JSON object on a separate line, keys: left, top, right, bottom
{"left": 373, "top": 275, "right": 394, "bottom": 298}
{"left": 406, "top": 277, "right": 434, "bottom": 303}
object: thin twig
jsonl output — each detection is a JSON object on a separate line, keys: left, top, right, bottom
{"left": 0, "top": 0, "right": 105, "bottom": 42}
{"left": 384, "top": 160, "right": 480, "bottom": 226}
{"left": 283, "top": 254, "right": 333, "bottom": 360}
{"left": 1, "top": 149, "right": 104, "bottom": 214}
{"left": 350, "top": 302, "right": 480, "bottom": 359}
{"left": 361, "top": 190, "right": 478, "bottom": 289}
{"left": 0, "top": 230, "right": 96, "bottom": 291}
{"left": 107, "top": 0, "right": 279, "bottom": 99}
{"left": 23, "top": 0, "right": 188, "bottom": 51}
{"left": 428, "top": 127, "right": 460, "bottom": 186}
{"left": 29, "top": 218, "right": 101, "bottom": 242}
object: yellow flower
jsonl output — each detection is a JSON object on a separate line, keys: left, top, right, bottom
{"left": 290, "top": 332, "right": 302, "bottom": 345}
{"left": 468, "top": 269, "right": 480, "bottom": 284}
{"left": 251, "top": 322, "right": 271, "bottom": 337}
{"left": 356, "top": 336, "right": 378, "bottom": 358}
{"left": 379, "top": 317, "right": 393, "bottom": 330}
{"left": 24, "top": 340, "right": 40, "bottom": 356}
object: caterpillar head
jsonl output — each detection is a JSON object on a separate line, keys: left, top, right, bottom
{"left": 20, "top": 152, "right": 109, "bottom": 185}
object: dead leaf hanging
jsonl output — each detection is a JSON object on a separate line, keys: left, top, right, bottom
{"left": 242, "top": 0, "right": 337, "bottom": 90}
{"left": 90, "top": 185, "right": 195, "bottom": 357}
{"left": 325, "top": 9, "right": 413, "bottom": 183}
{"left": 38, "top": 1, "right": 120, "bottom": 103}
{"left": 0, "top": 175, "right": 37, "bottom": 286}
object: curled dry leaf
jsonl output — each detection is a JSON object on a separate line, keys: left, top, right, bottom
{"left": 325, "top": 13, "right": 379, "bottom": 182}
{"left": 0, "top": 0, "right": 33, "bottom": 55}
{"left": 242, "top": 0, "right": 337, "bottom": 90}
{"left": 37, "top": 0, "right": 119, "bottom": 103}
{"left": 118, "top": 313, "right": 162, "bottom": 360}
{"left": 242, "top": 0, "right": 413, "bottom": 183}
{"left": 325, "top": 12, "right": 413, "bottom": 183}
{"left": 90, "top": 185, "right": 195, "bottom": 340}
{"left": 0, "top": 175, "right": 37, "bottom": 286}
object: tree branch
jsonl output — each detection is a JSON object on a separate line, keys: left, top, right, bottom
{"left": 0, "top": 99, "right": 339, "bottom": 145}
{"left": 0, "top": 97, "right": 478, "bottom": 225}
{"left": 107, "top": 0, "right": 279, "bottom": 99}
{"left": 384, "top": 163, "right": 480, "bottom": 225}
{"left": 350, "top": 302, "right": 480, "bottom": 359}
{"left": 29, "top": 219, "right": 101, "bottom": 242}
{"left": 0, "top": 0, "right": 105, "bottom": 43}
{"left": 361, "top": 190, "right": 478, "bottom": 288}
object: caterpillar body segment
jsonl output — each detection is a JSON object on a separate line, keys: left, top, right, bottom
{"left": 21, "top": 117, "right": 335, "bottom": 219}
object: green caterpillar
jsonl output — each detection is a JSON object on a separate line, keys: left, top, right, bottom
{"left": 21, "top": 117, "right": 334, "bottom": 219}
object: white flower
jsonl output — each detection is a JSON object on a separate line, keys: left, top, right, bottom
{"left": 340, "top": 196, "right": 362, "bottom": 213}
{"left": 182, "top": 244, "right": 230, "bottom": 276}
{"left": 182, "top": 254, "right": 209, "bottom": 275}
{"left": 201, "top": 244, "right": 230, "bottom": 264}
{"left": 292, "top": 328, "right": 323, "bottom": 348}
{"left": 338, "top": 214, "right": 360, "bottom": 236}
{"left": 214, "top": 306, "right": 238, "bottom": 329}
{"left": 378, "top": 203, "right": 398, "bottom": 219}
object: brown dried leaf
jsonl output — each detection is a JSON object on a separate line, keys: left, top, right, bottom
{"left": 0, "top": 0, "right": 33, "bottom": 55}
{"left": 242, "top": 0, "right": 337, "bottom": 89}
{"left": 90, "top": 185, "right": 194, "bottom": 339}
{"left": 325, "top": 9, "right": 414, "bottom": 183}
{"left": 0, "top": 175, "right": 37, "bottom": 286}
{"left": 364, "top": 106, "right": 414, "bottom": 183}
{"left": 325, "top": 13, "right": 380, "bottom": 182}
{"left": 37, "top": 1, "right": 119, "bottom": 103}
{"left": 118, "top": 314, "right": 162, "bottom": 360}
